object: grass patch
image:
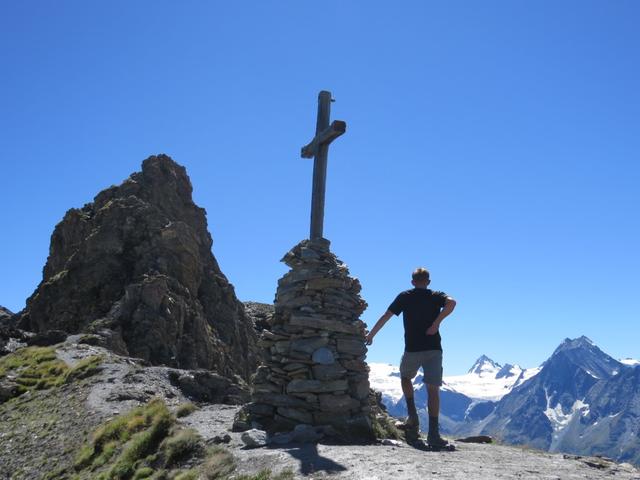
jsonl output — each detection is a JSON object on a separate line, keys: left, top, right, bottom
{"left": 235, "top": 470, "right": 296, "bottom": 480}
{"left": 75, "top": 398, "right": 173, "bottom": 477}
{"left": 161, "top": 429, "right": 201, "bottom": 466}
{"left": 0, "top": 347, "right": 68, "bottom": 394}
{"left": 72, "top": 399, "right": 276, "bottom": 480}
{"left": 202, "top": 446, "right": 236, "bottom": 480}
{"left": 175, "top": 402, "right": 198, "bottom": 418}
{"left": 371, "top": 413, "right": 402, "bottom": 440}
{"left": 131, "top": 467, "right": 154, "bottom": 479}
{"left": 0, "top": 347, "right": 104, "bottom": 400}
{"left": 174, "top": 470, "right": 198, "bottom": 480}
{"left": 64, "top": 355, "right": 104, "bottom": 382}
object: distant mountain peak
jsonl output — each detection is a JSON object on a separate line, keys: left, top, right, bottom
{"left": 553, "top": 336, "right": 599, "bottom": 357}
{"left": 548, "top": 335, "right": 622, "bottom": 380}
{"left": 468, "top": 355, "right": 502, "bottom": 375}
{"left": 560, "top": 336, "right": 594, "bottom": 348}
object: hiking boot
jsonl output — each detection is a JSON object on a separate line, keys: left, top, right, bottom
{"left": 427, "top": 434, "right": 449, "bottom": 448}
{"left": 405, "top": 413, "right": 419, "bottom": 429}
{"left": 405, "top": 426, "right": 420, "bottom": 444}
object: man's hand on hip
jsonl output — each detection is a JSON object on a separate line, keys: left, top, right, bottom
{"left": 426, "top": 324, "right": 439, "bottom": 336}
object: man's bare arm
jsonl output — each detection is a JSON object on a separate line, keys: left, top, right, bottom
{"left": 365, "top": 310, "right": 394, "bottom": 345}
{"left": 426, "top": 297, "right": 457, "bottom": 336}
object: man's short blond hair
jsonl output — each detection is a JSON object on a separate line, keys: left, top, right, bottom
{"left": 412, "top": 267, "right": 430, "bottom": 283}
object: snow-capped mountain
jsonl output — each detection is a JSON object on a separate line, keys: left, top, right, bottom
{"left": 459, "top": 336, "right": 639, "bottom": 465}
{"left": 368, "top": 336, "right": 640, "bottom": 465}
{"left": 368, "top": 362, "right": 480, "bottom": 430}
{"left": 369, "top": 354, "right": 541, "bottom": 435}
{"left": 369, "top": 354, "right": 538, "bottom": 406}
{"left": 442, "top": 357, "right": 540, "bottom": 402}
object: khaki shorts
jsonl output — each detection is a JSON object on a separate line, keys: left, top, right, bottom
{"left": 400, "top": 350, "right": 443, "bottom": 386}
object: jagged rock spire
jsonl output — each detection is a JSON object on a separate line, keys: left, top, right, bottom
{"left": 16, "top": 155, "right": 258, "bottom": 380}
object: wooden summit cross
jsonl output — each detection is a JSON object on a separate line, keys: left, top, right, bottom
{"left": 301, "top": 90, "right": 346, "bottom": 240}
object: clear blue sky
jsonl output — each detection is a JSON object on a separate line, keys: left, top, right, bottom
{"left": 1, "top": 1, "right": 638, "bottom": 375}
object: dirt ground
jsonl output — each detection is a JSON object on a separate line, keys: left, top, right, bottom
{"left": 183, "top": 405, "right": 640, "bottom": 480}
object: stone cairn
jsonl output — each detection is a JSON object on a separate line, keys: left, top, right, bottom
{"left": 247, "top": 238, "right": 374, "bottom": 437}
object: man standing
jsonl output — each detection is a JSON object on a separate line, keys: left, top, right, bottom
{"left": 365, "top": 267, "right": 456, "bottom": 447}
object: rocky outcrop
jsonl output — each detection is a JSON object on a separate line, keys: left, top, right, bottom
{"left": 248, "top": 239, "right": 375, "bottom": 439}
{"left": 244, "top": 302, "right": 274, "bottom": 334}
{"left": 16, "top": 155, "right": 258, "bottom": 381}
{"left": 0, "top": 306, "right": 13, "bottom": 326}
{"left": 0, "top": 306, "right": 27, "bottom": 356}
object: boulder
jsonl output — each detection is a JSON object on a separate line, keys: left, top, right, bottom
{"left": 0, "top": 379, "right": 19, "bottom": 403}
{"left": 291, "top": 424, "right": 324, "bottom": 443}
{"left": 26, "top": 330, "right": 67, "bottom": 347}
{"left": 241, "top": 429, "right": 268, "bottom": 448}
{"left": 168, "top": 369, "right": 250, "bottom": 404}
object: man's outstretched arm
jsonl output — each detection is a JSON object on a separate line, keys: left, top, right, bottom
{"left": 365, "top": 310, "right": 394, "bottom": 345}
{"left": 426, "top": 297, "right": 457, "bottom": 336}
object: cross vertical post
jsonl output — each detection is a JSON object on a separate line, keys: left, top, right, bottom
{"left": 310, "top": 91, "right": 331, "bottom": 240}
{"left": 301, "top": 90, "right": 346, "bottom": 241}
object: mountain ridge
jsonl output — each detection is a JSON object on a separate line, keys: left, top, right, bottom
{"left": 369, "top": 336, "right": 639, "bottom": 465}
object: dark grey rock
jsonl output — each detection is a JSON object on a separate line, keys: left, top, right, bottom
{"left": 169, "top": 369, "right": 249, "bottom": 404}
{"left": 244, "top": 302, "right": 274, "bottom": 334}
{"left": 26, "top": 329, "right": 67, "bottom": 347}
{"left": 0, "top": 306, "right": 13, "bottom": 326}
{"left": 267, "top": 432, "right": 293, "bottom": 445}
{"left": 276, "top": 407, "right": 313, "bottom": 424}
{"left": 241, "top": 429, "right": 268, "bottom": 448}
{"left": 456, "top": 435, "right": 493, "bottom": 444}
{"left": 312, "top": 347, "right": 335, "bottom": 365}
{"left": 287, "top": 379, "right": 348, "bottom": 394}
{"left": 318, "top": 394, "right": 359, "bottom": 412}
{"left": 0, "top": 322, "right": 30, "bottom": 356}
{"left": 0, "top": 379, "right": 19, "bottom": 403}
{"left": 336, "top": 338, "right": 366, "bottom": 356}
{"left": 312, "top": 363, "right": 347, "bottom": 381}
{"left": 291, "top": 424, "right": 323, "bottom": 443}
{"left": 290, "top": 336, "right": 328, "bottom": 354}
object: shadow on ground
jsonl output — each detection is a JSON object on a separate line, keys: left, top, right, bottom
{"left": 273, "top": 443, "right": 348, "bottom": 475}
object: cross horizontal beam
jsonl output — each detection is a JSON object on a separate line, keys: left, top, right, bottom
{"left": 300, "top": 120, "right": 347, "bottom": 159}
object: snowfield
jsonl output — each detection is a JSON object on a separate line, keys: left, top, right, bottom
{"left": 369, "top": 356, "right": 542, "bottom": 403}
{"left": 620, "top": 358, "right": 640, "bottom": 366}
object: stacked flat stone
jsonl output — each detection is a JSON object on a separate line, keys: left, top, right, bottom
{"left": 248, "top": 238, "right": 373, "bottom": 436}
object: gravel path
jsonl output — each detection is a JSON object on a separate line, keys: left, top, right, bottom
{"left": 182, "top": 405, "right": 640, "bottom": 480}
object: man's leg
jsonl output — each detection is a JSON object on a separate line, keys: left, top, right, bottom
{"left": 399, "top": 352, "right": 420, "bottom": 428}
{"left": 427, "top": 384, "right": 440, "bottom": 417}
{"left": 426, "top": 384, "right": 447, "bottom": 444}
{"left": 401, "top": 376, "right": 418, "bottom": 426}
{"left": 424, "top": 351, "right": 448, "bottom": 446}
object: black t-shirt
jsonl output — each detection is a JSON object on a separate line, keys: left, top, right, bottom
{"left": 388, "top": 288, "right": 448, "bottom": 352}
